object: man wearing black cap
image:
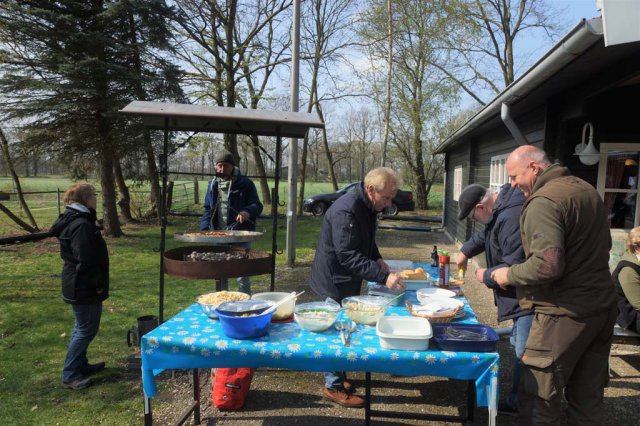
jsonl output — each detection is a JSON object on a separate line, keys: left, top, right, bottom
{"left": 200, "top": 151, "right": 263, "bottom": 294}
{"left": 456, "top": 182, "right": 532, "bottom": 413}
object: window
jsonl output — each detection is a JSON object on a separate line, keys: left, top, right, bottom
{"left": 453, "top": 166, "right": 463, "bottom": 201}
{"left": 596, "top": 143, "right": 640, "bottom": 229}
{"left": 489, "top": 154, "right": 509, "bottom": 193}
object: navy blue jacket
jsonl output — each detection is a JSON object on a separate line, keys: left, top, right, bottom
{"left": 460, "top": 184, "right": 532, "bottom": 321}
{"left": 200, "top": 172, "right": 263, "bottom": 231}
{"left": 309, "top": 183, "right": 388, "bottom": 302}
{"left": 50, "top": 207, "right": 109, "bottom": 305}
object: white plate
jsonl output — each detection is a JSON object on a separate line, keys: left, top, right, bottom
{"left": 416, "top": 287, "right": 457, "bottom": 299}
{"left": 413, "top": 298, "right": 463, "bottom": 315}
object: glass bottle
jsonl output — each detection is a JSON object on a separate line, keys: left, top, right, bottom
{"left": 430, "top": 245, "right": 439, "bottom": 267}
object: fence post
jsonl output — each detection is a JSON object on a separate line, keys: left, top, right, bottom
{"left": 57, "top": 188, "right": 61, "bottom": 216}
{"left": 193, "top": 177, "right": 199, "bottom": 205}
{"left": 166, "top": 181, "right": 174, "bottom": 213}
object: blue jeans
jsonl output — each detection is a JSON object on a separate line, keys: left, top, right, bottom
{"left": 324, "top": 371, "right": 347, "bottom": 389}
{"left": 508, "top": 314, "right": 534, "bottom": 406}
{"left": 218, "top": 242, "right": 251, "bottom": 295}
{"left": 62, "top": 303, "right": 102, "bottom": 383}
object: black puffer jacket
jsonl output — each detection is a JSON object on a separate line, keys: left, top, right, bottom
{"left": 460, "top": 184, "right": 532, "bottom": 321}
{"left": 309, "top": 183, "right": 388, "bottom": 302}
{"left": 50, "top": 206, "right": 109, "bottom": 304}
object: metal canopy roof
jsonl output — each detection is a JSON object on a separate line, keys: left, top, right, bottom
{"left": 120, "top": 101, "right": 324, "bottom": 138}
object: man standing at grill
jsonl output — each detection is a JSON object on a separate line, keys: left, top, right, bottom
{"left": 455, "top": 183, "right": 532, "bottom": 414}
{"left": 309, "top": 166, "right": 405, "bottom": 408}
{"left": 200, "top": 151, "right": 263, "bottom": 295}
{"left": 491, "top": 145, "right": 617, "bottom": 425}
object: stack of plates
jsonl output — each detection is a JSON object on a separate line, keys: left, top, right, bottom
{"left": 411, "top": 298, "right": 464, "bottom": 316}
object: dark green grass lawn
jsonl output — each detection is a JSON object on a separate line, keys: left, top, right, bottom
{"left": 0, "top": 215, "right": 323, "bottom": 425}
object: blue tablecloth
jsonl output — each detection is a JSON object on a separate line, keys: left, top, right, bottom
{"left": 141, "top": 263, "right": 499, "bottom": 410}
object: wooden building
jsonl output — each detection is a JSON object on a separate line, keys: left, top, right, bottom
{"left": 434, "top": 17, "right": 640, "bottom": 259}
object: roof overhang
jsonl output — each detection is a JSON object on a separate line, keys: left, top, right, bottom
{"left": 120, "top": 101, "right": 324, "bottom": 138}
{"left": 434, "top": 18, "right": 612, "bottom": 154}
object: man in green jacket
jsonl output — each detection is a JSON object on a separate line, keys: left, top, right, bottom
{"left": 492, "top": 145, "right": 617, "bottom": 425}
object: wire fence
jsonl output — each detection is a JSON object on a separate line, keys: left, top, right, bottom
{"left": 0, "top": 181, "right": 207, "bottom": 239}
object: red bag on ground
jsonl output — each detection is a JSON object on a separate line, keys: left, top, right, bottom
{"left": 210, "top": 368, "right": 254, "bottom": 410}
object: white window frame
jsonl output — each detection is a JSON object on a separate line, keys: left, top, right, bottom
{"left": 596, "top": 143, "right": 640, "bottom": 229}
{"left": 453, "top": 166, "right": 463, "bottom": 201}
{"left": 489, "top": 154, "right": 509, "bottom": 193}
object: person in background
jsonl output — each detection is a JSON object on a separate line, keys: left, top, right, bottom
{"left": 455, "top": 183, "right": 533, "bottom": 414}
{"left": 309, "top": 166, "right": 405, "bottom": 408}
{"left": 491, "top": 145, "right": 617, "bottom": 425}
{"left": 200, "top": 151, "right": 263, "bottom": 295}
{"left": 612, "top": 226, "right": 640, "bottom": 333}
{"left": 50, "top": 183, "right": 109, "bottom": 390}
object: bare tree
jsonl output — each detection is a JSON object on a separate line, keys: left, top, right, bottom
{"left": 431, "top": 0, "right": 563, "bottom": 105}
{"left": 298, "top": 0, "right": 360, "bottom": 209}
{"left": 0, "top": 127, "right": 38, "bottom": 231}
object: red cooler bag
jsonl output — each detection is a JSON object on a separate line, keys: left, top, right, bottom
{"left": 211, "top": 368, "right": 254, "bottom": 410}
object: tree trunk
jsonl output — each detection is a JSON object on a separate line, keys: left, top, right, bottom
{"left": 248, "top": 135, "right": 271, "bottom": 205}
{"left": 99, "top": 145, "right": 123, "bottom": 237}
{"left": 380, "top": 0, "right": 393, "bottom": 167}
{"left": 0, "top": 127, "right": 38, "bottom": 231}
{"left": 113, "top": 158, "right": 133, "bottom": 222}
{"left": 317, "top": 106, "right": 338, "bottom": 191}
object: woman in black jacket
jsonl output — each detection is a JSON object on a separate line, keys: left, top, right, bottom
{"left": 50, "top": 183, "right": 109, "bottom": 390}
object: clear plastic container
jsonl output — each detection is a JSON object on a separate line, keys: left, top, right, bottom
{"left": 341, "top": 295, "right": 389, "bottom": 325}
{"left": 294, "top": 301, "right": 341, "bottom": 332}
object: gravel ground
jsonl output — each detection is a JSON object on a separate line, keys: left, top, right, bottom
{"left": 152, "top": 226, "right": 640, "bottom": 425}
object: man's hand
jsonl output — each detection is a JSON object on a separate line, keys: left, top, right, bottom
{"left": 475, "top": 268, "right": 486, "bottom": 283}
{"left": 235, "top": 211, "right": 250, "bottom": 223}
{"left": 455, "top": 252, "right": 468, "bottom": 270}
{"left": 491, "top": 267, "right": 510, "bottom": 289}
{"left": 376, "top": 258, "right": 390, "bottom": 274}
{"left": 385, "top": 272, "right": 405, "bottom": 291}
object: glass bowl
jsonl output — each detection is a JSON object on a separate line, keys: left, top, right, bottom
{"left": 341, "top": 295, "right": 389, "bottom": 325}
{"left": 294, "top": 301, "right": 341, "bottom": 332}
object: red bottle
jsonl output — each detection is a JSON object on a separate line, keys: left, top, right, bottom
{"left": 438, "top": 250, "right": 450, "bottom": 287}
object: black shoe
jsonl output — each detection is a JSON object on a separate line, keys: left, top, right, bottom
{"left": 80, "top": 362, "right": 105, "bottom": 376}
{"left": 63, "top": 377, "right": 92, "bottom": 390}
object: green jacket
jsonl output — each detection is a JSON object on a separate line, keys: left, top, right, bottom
{"left": 507, "top": 164, "right": 616, "bottom": 317}
{"left": 617, "top": 250, "right": 640, "bottom": 310}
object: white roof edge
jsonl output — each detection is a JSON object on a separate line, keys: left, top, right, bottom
{"left": 434, "top": 18, "right": 603, "bottom": 154}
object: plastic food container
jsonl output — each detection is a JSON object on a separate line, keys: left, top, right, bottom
{"left": 214, "top": 309, "right": 273, "bottom": 339}
{"left": 367, "top": 284, "right": 404, "bottom": 306}
{"left": 341, "top": 295, "right": 389, "bottom": 325}
{"left": 294, "top": 302, "right": 341, "bottom": 332}
{"left": 252, "top": 292, "right": 297, "bottom": 321}
{"left": 196, "top": 291, "right": 250, "bottom": 319}
{"left": 376, "top": 316, "right": 432, "bottom": 351}
{"left": 431, "top": 324, "right": 499, "bottom": 352}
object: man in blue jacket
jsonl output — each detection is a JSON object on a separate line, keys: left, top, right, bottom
{"left": 309, "top": 167, "right": 405, "bottom": 408}
{"left": 200, "top": 151, "right": 263, "bottom": 294}
{"left": 455, "top": 183, "right": 533, "bottom": 413}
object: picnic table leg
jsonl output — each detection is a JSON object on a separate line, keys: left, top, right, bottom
{"left": 193, "top": 368, "right": 201, "bottom": 424}
{"left": 466, "top": 380, "right": 475, "bottom": 425}
{"left": 144, "top": 392, "right": 152, "bottom": 426}
{"left": 365, "top": 372, "right": 371, "bottom": 425}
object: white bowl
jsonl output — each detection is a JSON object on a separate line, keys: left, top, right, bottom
{"left": 377, "top": 316, "right": 432, "bottom": 351}
{"left": 252, "top": 292, "right": 297, "bottom": 321}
